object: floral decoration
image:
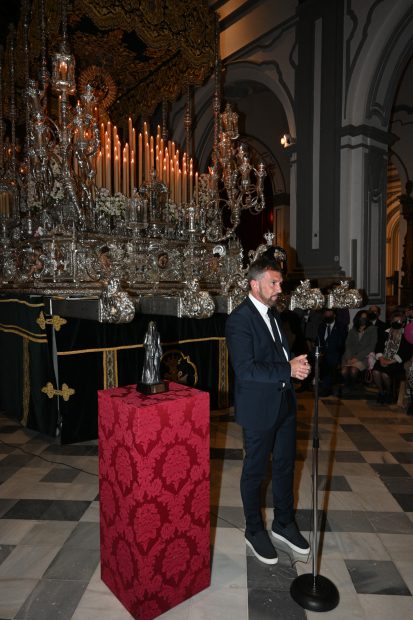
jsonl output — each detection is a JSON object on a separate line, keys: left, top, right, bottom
{"left": 96, "top": 187, "right": 128, "bottom": 217}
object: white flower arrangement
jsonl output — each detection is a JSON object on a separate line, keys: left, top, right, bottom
{"left": 96, "top": 188, "right": 128, "bottom": 217}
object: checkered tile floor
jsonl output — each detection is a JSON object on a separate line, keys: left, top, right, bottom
{"left": 1, "top": 388, "right": 413, "bottom": 619}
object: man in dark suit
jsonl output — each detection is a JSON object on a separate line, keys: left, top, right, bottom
{"left": 316, "top": 308, "right": 347, "bottom": 396}
{"left": 225, "top": 257, "right": 311, "bottom": 564}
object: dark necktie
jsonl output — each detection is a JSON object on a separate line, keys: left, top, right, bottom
{"left": 267, "top": 308, "right": 289, "bottom": 359}
{"left": 326, "top": 324, "right": 331, "bottom": 340}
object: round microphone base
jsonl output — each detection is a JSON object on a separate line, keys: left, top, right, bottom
{"left": 290, "top": 573, "right": 339, "bottom": 612}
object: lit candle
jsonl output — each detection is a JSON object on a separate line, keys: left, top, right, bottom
{"left": 128, "top": 117, "right": 133, "bottom": 149}
{"left": 130, "top": 154, "right": 135, "bottom": 196}
{"left": 174, "top": 160, "right": 178, "bottom": 202}
{"left": 96, "top": 150, "right": 102, "bottom": 188}
{"left": 106, "top": 140, "right": 111, "bottom": 193}
{"left": 165, "top": 148, "right": 169, "bottom": 186}
{"left": 125, "top": 143, "right": 130, "bottom": 197}
{"left": 150, "top": 135, "right": 154, "bottom": 172}
{"left": 189, "top": 158, "right": 193, "bottom": 202}
{"left": 122, "top": 146, "right": 127, "bottom": 196}
{"left": 177, "top": 169, "right": 181, "bottom": 205}
{"left": 105, "top": 134, "right": 112, "bottom": 191}
{"left": 170, "top": 159, "right": 175, "bottom": 201}
{"left": 183, "top": 167, "right": 187, "bottom": 204}
{"left": 145, "top": 142, "right": 150, "bottom": 182}
{"left": 59, "top": 61, "right": 67, "bottom": 81}
{"left": 114, "top": 148, "right": 119, "bottom": 194}
{"left": 195, "top": 172, "right": 199, "bottom": 204}
{"left": 138, "top": 133, "right": 142, "bottom": 187}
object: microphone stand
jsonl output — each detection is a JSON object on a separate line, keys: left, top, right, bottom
{"left": 290, "top": 344, "right": 339, "bottom": 612}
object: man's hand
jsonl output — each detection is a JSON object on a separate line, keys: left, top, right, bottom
{"left": 290, "top": 354, "right": 311, "bottom": 381}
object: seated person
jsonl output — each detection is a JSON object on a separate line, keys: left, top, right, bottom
{"left": 406, "top": 358, "right": 413, "bottom": 415}
{"left": 314, "top": 308, "right": 347, "bottom": 396}
{"left": 367, "top": 305, "right": 387, "bottom": 332}
{"left": 405, "top": 303, "right": 413, "bottom": 325}
{"left": 341, "top": 310, "right": 377, "bottom": 394}
{"left": 372, "top": 310, "right": 413, "bottom": 404}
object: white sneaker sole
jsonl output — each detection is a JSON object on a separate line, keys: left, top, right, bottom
{"left": 271, "top": 531, "right": 310, "bottom": 555}
{"left": 245, "top": 538, "right": 278, "bottom": 564}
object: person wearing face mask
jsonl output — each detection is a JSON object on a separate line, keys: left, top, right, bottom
{"left": 405, "top": 304, "right": 413, "bottom": 325}
{"left": 372, "top": 311, "right": 413, "bottom": 404}
{"left": 314, "top": 308, "right": 347, "bottom": 396}
{"left": 340, "top": 310, "right": 377, "bottom": 395}
{"left": 367, "top": 305, "right": 387, "bottom": 332}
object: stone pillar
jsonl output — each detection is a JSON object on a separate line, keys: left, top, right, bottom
{"left": 400, "top": 181, "right": 413, "bottom": 305}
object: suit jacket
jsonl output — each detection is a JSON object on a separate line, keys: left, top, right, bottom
{"left": 225, "top": 297, "right": 294, "bottom": 430}
{"left": 317, "top": 321, "right": 347, "bottom": 365}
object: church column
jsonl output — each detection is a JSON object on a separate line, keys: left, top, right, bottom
{"left": 400, "top": 182, "right": 413, "bottom": 305}
{"left": 339, "top": 127, "right": 395, "bottom": 303}
{"left": 294, "top": 0, "right": 344, "bottom": 280}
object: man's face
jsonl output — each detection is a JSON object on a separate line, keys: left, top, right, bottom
{"left": 406, "top": 307, "right": 413, "bottom": 318}
{"left": 250, "top": 269, "right": 283, "bottom": 307}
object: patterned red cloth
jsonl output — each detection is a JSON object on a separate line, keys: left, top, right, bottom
{"left": 98, "top": 382, "right": 210, "bottom": 620}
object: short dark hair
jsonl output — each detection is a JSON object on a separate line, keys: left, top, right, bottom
{"left": 247, "top": 257, "right": 282, "bottom": 285}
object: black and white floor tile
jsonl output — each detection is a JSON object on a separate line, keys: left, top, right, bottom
{"left": 1, "top": 388, "right": 413, "bottom": 619}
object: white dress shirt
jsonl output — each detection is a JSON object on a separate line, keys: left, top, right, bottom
{"left": 249, "top": 294, "right": 289, "bottom": 361}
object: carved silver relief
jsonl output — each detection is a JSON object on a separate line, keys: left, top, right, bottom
{"left": 179, "top": 278, "right": 215, "bottom": 319}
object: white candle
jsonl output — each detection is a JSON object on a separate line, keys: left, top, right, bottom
{"left": 138, "top": 133, "right": 142, "bottom": 188}
{"left": 170, "top": 160, "right": 174, "bottom": 201}
{"left": 114, "top": 151, "right": 119, "bottom": 193}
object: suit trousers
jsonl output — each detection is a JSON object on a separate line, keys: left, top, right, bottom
{"left": 240, "top": 389, "right": 296, "bottom": 533}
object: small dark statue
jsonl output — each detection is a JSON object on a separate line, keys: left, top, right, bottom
{"left": 137, "top": 321, "right": 168, "bottom": 394}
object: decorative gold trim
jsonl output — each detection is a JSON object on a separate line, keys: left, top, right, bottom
{"left": 56, "top": 336, "right": 226, "bottom": 356}
{"left": 51, "top": 315, "right": 67, "bottom": 331}
{"left": 41, "top": 382, "right": 75, "bottom": 402}
{"left": 0, "top": 325, "right": 48, "bottom": 343}
{"left": 0, "top": 299, "right": 45, "bottom": 308}
{"left": 22, "top": 338, "right": 30, "bottom": 427}
{"left": 78, "top": 66, "right": 117, "bottom": 112}
{"left": 103, "top": 349, "right": 118, "bottom": 389}
{"left": 103, "top": 351, "right": 107, "bottom": 390}
{"left": 36, "top": 311, "right": 67, "bottom": 332}
{"left": 37, "top": 312, "right": 46, "bottom": 330}
{"left": 218, "top": 338, "right": 229, "bottom": 409}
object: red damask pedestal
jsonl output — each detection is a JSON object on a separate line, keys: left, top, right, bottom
{"left": 98, "top": 382, "right": 210, "bottom": 620}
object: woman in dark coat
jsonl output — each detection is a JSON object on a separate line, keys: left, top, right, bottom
{"left": 372, "top": 310, "right": 413, "bottom": 404}
{"left": 341, "top": 310, "right": 377, "bottom": 392}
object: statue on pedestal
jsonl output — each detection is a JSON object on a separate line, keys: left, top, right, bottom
{"left": 137, "top": 321, "right": 167, "bottom": 394}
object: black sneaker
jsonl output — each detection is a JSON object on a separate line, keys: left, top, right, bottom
{"left": 245, "top": 530, "right": 278, "bottom": 564}
{"left": 271, "top": 520, "right": 310, "bottom": 554}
